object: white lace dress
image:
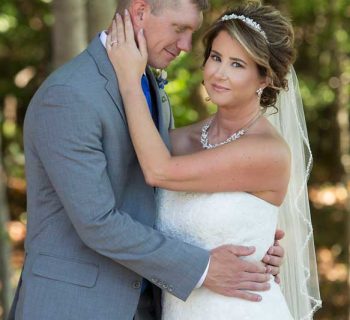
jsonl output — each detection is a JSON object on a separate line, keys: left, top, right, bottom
{"left": 156, "top": 190, "right": 293, "bottom": 320}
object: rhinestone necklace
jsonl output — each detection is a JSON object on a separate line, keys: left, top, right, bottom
{"left": 201, "top": 111, "right": 263, "bottom": 149}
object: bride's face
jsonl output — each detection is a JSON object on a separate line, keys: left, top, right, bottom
{"left": 203, "top": 30, "right": 267, "bottom": 109}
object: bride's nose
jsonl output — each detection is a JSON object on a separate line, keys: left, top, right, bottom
{"left": 214, "top": 65, "right": 229, "bottom": 80}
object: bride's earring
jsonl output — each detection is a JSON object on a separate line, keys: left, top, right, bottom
{"left": 256, "top": 88, "right": 263, "bottom": 99}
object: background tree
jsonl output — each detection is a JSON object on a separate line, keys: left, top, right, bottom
{"left": 53, "top": 0, "right": 118, "bottom": 67}
{"left": 87, "top": 0, "right": 117, "bottom": 40}
{"left": 0, "top": 134, "right": 11, "bottom": 320}
{"left": 0, "top": 0, "right": 348, "bottom": 319}
{"left": 52, "top": 0, "right": 87, "bottom": 68}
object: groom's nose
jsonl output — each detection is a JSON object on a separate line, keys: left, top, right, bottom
{"left": 177, "top": 33, "right": 193, "bottom": 53}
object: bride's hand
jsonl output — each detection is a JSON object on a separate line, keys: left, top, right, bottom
{"left": 107, "top": 10, "right": 148, "bottom": 91}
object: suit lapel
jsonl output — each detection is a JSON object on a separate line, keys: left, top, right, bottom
{"left": 87, "top": 36, "right": 126, "bottom": 125}
{"left": 87, "top": 36, "right": 171, "bottom": 149}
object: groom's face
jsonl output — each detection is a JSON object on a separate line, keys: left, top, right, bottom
{"left": 134, "top": 0, "right": 203, "bottom": 69}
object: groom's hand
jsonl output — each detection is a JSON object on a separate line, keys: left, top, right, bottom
{"left": 262, "top": 229, "right": 285, "bottom": 284}
{"left": 203, "top": 245, "right": 270, "bottom": 302}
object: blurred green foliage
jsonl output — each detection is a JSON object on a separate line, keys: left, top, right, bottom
{"left": 0, "top": 0, "right": 349, "bottom": 319}
{"left": 0, "top": 0, "right": 52, "bottom": 180}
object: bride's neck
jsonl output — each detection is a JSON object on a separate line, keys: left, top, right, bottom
{"left": 210, "top": 104, "right": 261, "bottom": 138}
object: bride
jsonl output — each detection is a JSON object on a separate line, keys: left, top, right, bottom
{"left": 107, "top": 2, "right": 321, "bottom": 319}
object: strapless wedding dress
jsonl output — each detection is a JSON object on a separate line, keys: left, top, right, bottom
{"left": 156, "top": 190, "right": 293, "bottom": 320}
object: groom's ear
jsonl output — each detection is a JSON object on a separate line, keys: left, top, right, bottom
{"left": 129, "top": 0, "right": 150, "bottom": 27}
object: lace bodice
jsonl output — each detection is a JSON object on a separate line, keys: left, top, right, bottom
{"left": 155, "top": 190, "right": 293, "bottom": 320}
{"left": 156, "top": 190, "right": 278, "bottom": 259}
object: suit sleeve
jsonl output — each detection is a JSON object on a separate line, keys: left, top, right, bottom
{"left": 26, "top": 84, "right": 210, "bottom": 301}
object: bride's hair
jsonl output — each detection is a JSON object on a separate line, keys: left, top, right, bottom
{"left": 203, "top": 1, "right": 295, "bottom": 110}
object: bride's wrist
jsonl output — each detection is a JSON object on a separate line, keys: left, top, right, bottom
{"left": 118, "top": 76, "right": 140, "bottom": 88}
{"left": 119, "top": 82, "right": 142, "bottom": 95}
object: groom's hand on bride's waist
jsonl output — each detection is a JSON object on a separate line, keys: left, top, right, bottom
{"left": 262, "top": 229, "right": 285, "bottom": 284}
{"left": 203, "top": 245, "right": 271, "bottom": 302}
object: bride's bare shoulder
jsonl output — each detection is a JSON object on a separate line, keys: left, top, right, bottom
{"left": 170, "top": 117, "right": 213, "bottom": 155}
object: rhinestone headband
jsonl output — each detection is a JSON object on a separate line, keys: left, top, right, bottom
{"left": 221, "top": 13, "right": 268, "bottom": 41}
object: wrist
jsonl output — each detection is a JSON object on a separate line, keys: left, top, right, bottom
{"left": 118, "top": 79, "right": 142, "bottom": 94}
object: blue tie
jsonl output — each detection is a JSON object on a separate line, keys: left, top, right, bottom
{"left": 141, "top": 74, "right": 152, "bottom": 111}
{"left": 141, "top": 74, "right": 158, "bottom": 127}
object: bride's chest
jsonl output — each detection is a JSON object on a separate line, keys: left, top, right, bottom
{"left": 155, "top": 190, "right": 278, "bottom": 257}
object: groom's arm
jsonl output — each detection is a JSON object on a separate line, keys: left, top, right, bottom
{"left": 26, "top": 84, "right": 209, "bottom": 301}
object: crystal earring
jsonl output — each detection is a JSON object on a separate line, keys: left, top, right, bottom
{"left": 256, "top": 88, "right": 263, "bottom": 99}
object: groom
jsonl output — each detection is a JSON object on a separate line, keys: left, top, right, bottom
{"left": 9, "top": 0, "right": 284, "bottom": 319}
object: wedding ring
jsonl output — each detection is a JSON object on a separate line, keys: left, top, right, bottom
{"left": 110, "top": 40, "right": 118, "bottom": 46}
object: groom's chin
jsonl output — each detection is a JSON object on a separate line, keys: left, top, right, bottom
{"left": 148, "top": 54, "right": 175, "bottom": 70}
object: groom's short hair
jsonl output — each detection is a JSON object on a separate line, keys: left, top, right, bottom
{"left": 117, "top": 0, "right": 209, "bottom": 14}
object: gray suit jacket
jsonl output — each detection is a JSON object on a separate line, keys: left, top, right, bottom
{"left": 10, "top": 36, "right": 209, "bottom": 320}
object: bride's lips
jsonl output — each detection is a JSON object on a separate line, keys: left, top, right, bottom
{"left": 211, "top": 83, "right": 230, "bottom": 92}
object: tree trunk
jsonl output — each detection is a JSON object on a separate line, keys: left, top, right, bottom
{"left": 0, "top": 136, "right": 11, "bottom": 319}
{"left": 336, "top": 43, "right": 350, "bottom": 320}
{"left": 333, "top": 4, "right": 350, "bottom": 317}
{"left": 52, "top": 0, "right": 88, "bottom": 68}
{"left": 87, "top": 0, "right": 117, "bottom": 41}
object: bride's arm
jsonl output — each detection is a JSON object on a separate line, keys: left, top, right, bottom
{"left": 107, "top": 13, "right": 290, "bottom": 195}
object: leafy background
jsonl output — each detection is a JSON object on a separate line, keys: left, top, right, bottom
{"left": 0, "top": 0, "right": 349, "bottom": 319}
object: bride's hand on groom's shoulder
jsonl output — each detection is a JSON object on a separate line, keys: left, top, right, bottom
{"left": 107, "top": 10, "right": 148, "bottom": 91}
{"left": 203, "top": 245, "right": 271, "bottom": 302}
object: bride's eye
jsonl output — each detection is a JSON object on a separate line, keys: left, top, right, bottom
{"left": 210, "top": 54, "right": 221, "bottom": 62}
{"left": 232, "top": 61, "right": 243, "bottom": 68}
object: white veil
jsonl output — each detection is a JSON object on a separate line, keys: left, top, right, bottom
{"left": 266, "top": 67, "right": 322, "bottom": 319}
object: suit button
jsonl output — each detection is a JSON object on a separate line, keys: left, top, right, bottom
{"left": 132, "top": 281, "right": 141, "bottom": 289}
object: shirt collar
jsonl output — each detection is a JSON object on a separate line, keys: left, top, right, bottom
{"left": 99, "top": 30, "right": 147, "bottom": 77}
{"left": 100, "top": 31, "right": 108, "bottom": 48}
